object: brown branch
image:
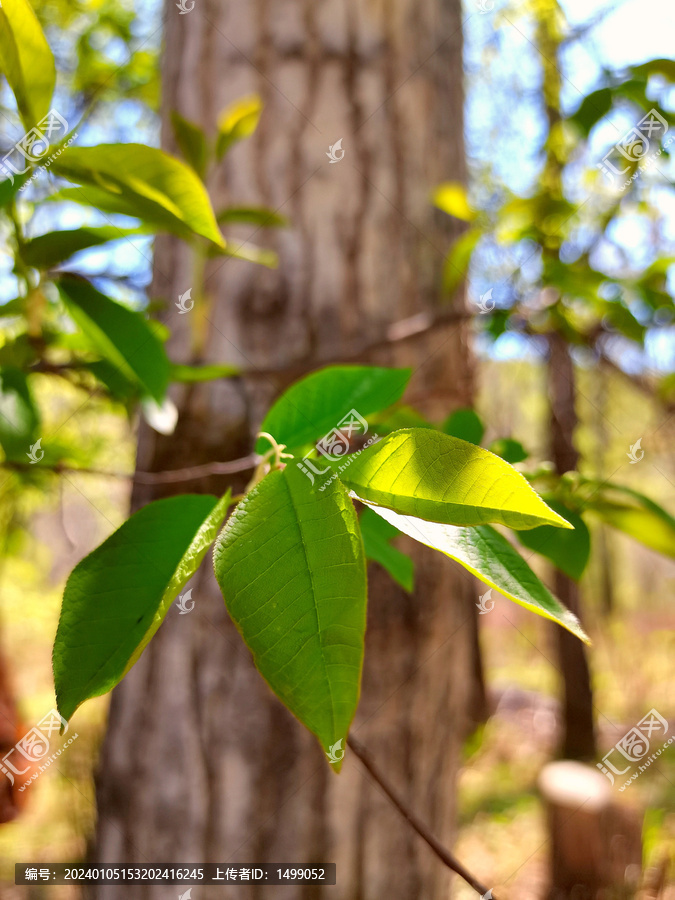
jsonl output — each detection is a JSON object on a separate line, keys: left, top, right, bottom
{"left": 347, "top": 736, "right": 495, "bottom": 898}
{"left": 4, "top": 455, "right": 260, "bottom": 484}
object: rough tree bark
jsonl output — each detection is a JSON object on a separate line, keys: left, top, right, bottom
{"left": 91, "top": 0, "right": 480, "bottom": 897}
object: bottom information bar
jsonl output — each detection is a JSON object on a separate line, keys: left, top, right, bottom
{"left": 15, "top": 864, "right": 336, "bottom": 885}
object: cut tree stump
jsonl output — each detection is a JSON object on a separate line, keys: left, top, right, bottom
{"left": 538, "top": 760, "right": 642, "bottom": 900}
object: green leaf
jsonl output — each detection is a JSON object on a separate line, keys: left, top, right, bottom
{"left": 441, "top": 408, "right": 484, "bottom": 445}
{"left": 52, "top": 144, "right": 225, "bottom": 247}
{"left": 583, "top": 483, "right": 675, "bottom": 559}
{"left": 85, "top": 360, "right": 138, "bottom": 401}
{"left": 170, "top": 110, "right": 208, "bottom": 178}
{"left": 207, "top": 241, "right": 278, "bottom": 268}
{"left": 0, "top": 172, "right": 29, "bottom": 207}
{"left": 213, "top": 466, "right": 366, "bottom": 770}
{"left": 360, "top": 507, "right": 414, "bottom": 592}
{"left": 0, "top": 366, "right": 39, "bottom": 461}
{"left": 216, "top": 95, "right": 262, "bottom": 160}
{"left": 337, "top": 429, "right": 573, "bottom": 531}
{"left": 0, "top": 0, "right": 55, "bottom": 129}
{"left": 169, "top": 362, "right": 240, "bottom": 383}
{"left": 489, "top": 438, "right": 529, "bottom": 464}
{"left": 53, "top": 492, "right": 232, "bottom": 722}
{"left": 256, "top": 365, "right": 411, "bottom": 455}
{"left": 362, "top": 501, "right": 589, "bottom": 643}
{"left": 432, "top": 182, "right": 474, "bottom": 221}
{"left": 58, "top": 276, "right": 170, "bottom": 404}
{"left": 516, "top": 499, "right": 590, "bottom": 580}
{"left": 22, "top": 226, "right": 148, "bottom": 269}
{"left": 569, "top": 87, "right": 613, "bottom": 136}
{"left": 217, "top": 206, "right": 288, "bottom": 228}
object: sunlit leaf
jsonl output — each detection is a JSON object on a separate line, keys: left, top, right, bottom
{"left": 362, "top": 501, "right": 589, "bottom": 642}
{"left": 216, "top": 95, "right": 262, "bottom": 159}
{"left": 52, "top": 144, "right": 224, "bottom": 247}
{"left": 337, "top": 429, "right": 573, "bottom": 531}
{"left": 0, "top": 0, "right": 55, "bottom": 128}
{"left": 432, "top": 181, "right": 474, "bottom": 221}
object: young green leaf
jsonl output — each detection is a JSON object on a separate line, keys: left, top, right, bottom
{"left": 360, "top": 507, "right": 414, "bottom": 592}
{"left": 170, "top": 363, "right": 240, "bottom": 383}
{"left": 256, "top": 365, "right": 411, "bottom": 455}
{"left": 362, "top": 501, "right": 589, "bottom": 643}
{"left": 58, "top": 276, "right": 170, "bottom": 404}
{"left": 22, "top": 226, "right": 148, "bottom": 269}
{"left": 0, "top": 366, "right": 40, "bottom": 462}
{"left": 432, "top": 182, "right": 475, "bottom": 222}
{"left": 0, "top": 0, "right": 55, "bottom": 129}
{"left": 516, "top": 499, "right": 590, "bottom": 580}
{"left": 52, "top": 144, "right": 225, "bottom": 247}
{"left": 489, "top": 437, "right": 529, "bottom": 464}
{"left": 213, "top": 466, "right": 367, "bottom": 770}
{"left": 338, "top": 429, "right": 573, "bottom": 531}
{"left": 216, "top": 95, "right": 262, "bottom": 159}
{"left": 53, "top": 492, "right": 232, "bottom": 722}
{"left": 217, "top": 206, "right": 288, "bottom": 228}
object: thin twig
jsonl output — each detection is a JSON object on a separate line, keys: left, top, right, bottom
{"left": 4, "top": 455, "right": 260, "bottom": 484}
{"left": 347, "top": 736, "right": 494, "bottom": 898}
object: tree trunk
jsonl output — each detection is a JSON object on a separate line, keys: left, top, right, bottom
{"left": 547, "top": 332, "right": 596, "bottom": 761}
{"left": 91, "top": 1, "right": 478, "bottom": 897}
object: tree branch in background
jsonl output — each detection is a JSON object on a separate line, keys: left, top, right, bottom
{"left": 347, "top": 736, "right": 494, "bottom": 898}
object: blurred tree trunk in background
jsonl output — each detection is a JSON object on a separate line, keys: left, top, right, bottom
{"left": 547, "top": 333, "right": 596, "bottom": 760}
{"left": 536, "top": 0, "right": 596, "bottom": 762}
{"left": 91, "top": 0, "right": 480, "bottom": 897}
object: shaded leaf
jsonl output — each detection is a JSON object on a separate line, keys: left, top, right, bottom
{"left": 583, "top": 482, "right": 675, "bottom": 559}
{"left": 256, "top": 365, "right": 411, "bottom": 455}
{"left": 217, "top": 206, "right": 288, "bottom": 228}
{"left": 489, "top": 437, "right": 529, "bottom": 464}
{"left": 516, "top": 499, "right": 590, "bottom": 580}
{"left": 441, "top": 408, "right": 484, "bottom": 445}
{"left": 53, "top": 492, "right": 232, "bottom": 722}
{"left": 360, "top": 506, "right": 414, "bottom": 592}
{"left": 58, "top": 276, "right": 169, "bottom": 404}
{"left": 213, "top": 466, "right": 366, "bottom": 770}
{"left": 170, "top": 110, "right": 208, "bottom": 178}
{"left": 0, "top": 366, "right": 39, "bottom": 461}
{"left": 22, "top": 226, "right": 147, "bottom": 269}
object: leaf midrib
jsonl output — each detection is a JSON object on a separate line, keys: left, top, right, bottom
{"left": 281, "top": 474, "right": 336, "bottom": 740}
